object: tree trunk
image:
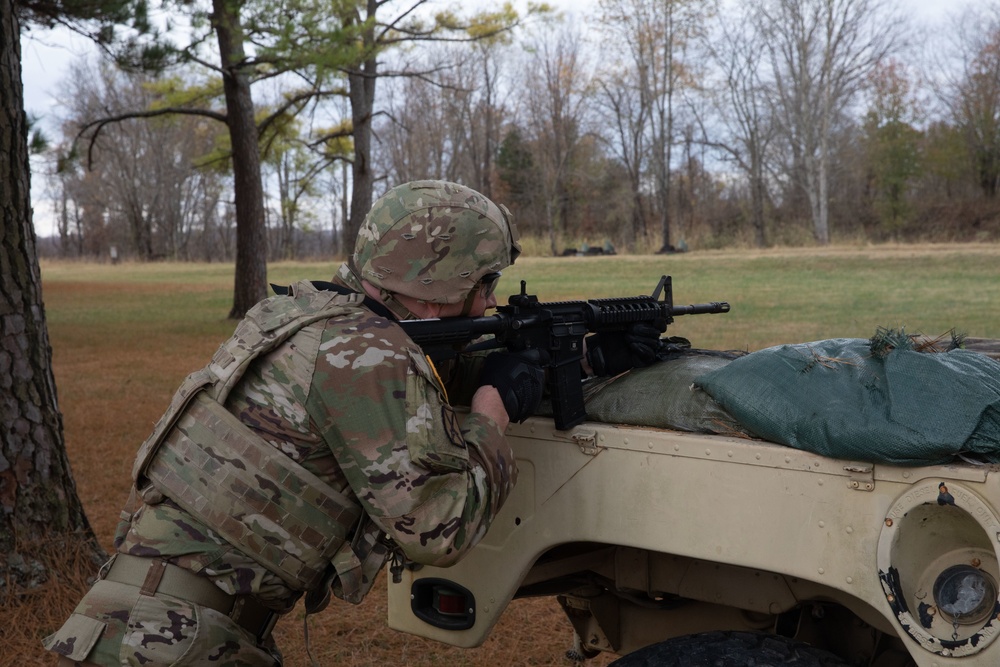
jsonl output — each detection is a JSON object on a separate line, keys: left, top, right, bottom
{"left": 0, "top": 0, "right": 103, "bottom": 595}
{"left": 338, "top": 161, "right": 349, "bottom": 256}
{"left": 658, "top": 164, "right": 673, "bottom": 252}
{"left": 545, "top": 196, "right": 557, "bottom": 257}
{"left": 345, "top": 0, "right": 379, "bottom": 260}
{"left": 347, "top": 66, "right": 375, "bottom": 258}
{"left": 816, "top": 148, "right": 830, "bottom": 244}
{"left": 657, "top": 20, "right": 675, "bottom": 255}
{"left": 213, "top": 0, "right": 268, "bottom": 319}
{"left": 347, "top": 77, "right": 376, "bottom": 258}
{"left": 750, "top": 162, "right": 768, "bottom": 248}
{"left": 630, "top": 182, "right": 644, "bottom": 251}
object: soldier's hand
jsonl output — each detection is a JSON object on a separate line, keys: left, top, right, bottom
{"left": 585, "top": 323, "right": 662, "bottom": 377}
{"left": 479, "top": 351, "right": 546, "bottom": 423}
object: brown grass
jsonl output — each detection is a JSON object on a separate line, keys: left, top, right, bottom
{"left": 8, "top": 278, "right": 614, "bottom": 666}
{"left": 3, "top": 534, "right": 106, "bottom": 667}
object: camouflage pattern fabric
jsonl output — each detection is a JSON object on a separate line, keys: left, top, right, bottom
{"left": 353, "top": 179, "right": 521, "bottom": 305}
{"left": 44, "top": 277, "right": 516, "bottom": 665}
{"left": 44, "top": 578, "right": 281, "bottom": 666}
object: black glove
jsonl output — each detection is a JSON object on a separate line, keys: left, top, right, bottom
{"left": 479, "top": 351, "right": 546, "bottom": 423}
{"left": 586, "top": 323, "right": 662, "bottom": 377}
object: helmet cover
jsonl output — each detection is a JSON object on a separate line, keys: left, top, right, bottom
{"left": 354, "top": 180, "right": 521, "bottom": 304}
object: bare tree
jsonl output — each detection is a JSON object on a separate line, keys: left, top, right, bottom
{"left": 378, "top": 72, "right": 451, "bottom": 182}
{"left": 934, "top": 6, "right": 1000, "bottom": 199}
{"left": 59, "top": 60, "right": 227, "bottom": 261}
{"left": 376, "top": 42, "right": 511, "bottom": 191}
{"left": 54, "top": 172, "right": 85, "bottom": 257}
{"left": 758, "top": 0, "right": 901, "bottom": 244}
{"left": 701, "top": 5, "right": 777, "bottom": 247}
{"left": 379, "top": 70, "right": 458, "bottom": 182}
{"left": 457, "top": 40, "right": 508, "bottom": 198}
{"left": 596, "top": 56, "right": 649, "bottom": 250}
{"left": 520, "top": 25, "right": 593, "bottom": 255}
{"left": 263, "top": 126, "right": 333, "bottom": 260}
{"left": 597, "top": 0, "right": 710, "bottom": 252}
{"left": 328, "top": 1, "right": 530, "bottom": 256}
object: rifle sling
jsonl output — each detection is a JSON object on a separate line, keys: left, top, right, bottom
{"left": 271, "top": 281, "right": 397, "bottom": 321}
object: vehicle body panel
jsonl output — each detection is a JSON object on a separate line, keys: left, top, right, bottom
{"left": 388, "top": 417, "right": 1000, "bottom": 666}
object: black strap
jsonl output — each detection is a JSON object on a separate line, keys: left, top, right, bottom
{"left": 270, "top": 281, "right": 397, "bottom": 321}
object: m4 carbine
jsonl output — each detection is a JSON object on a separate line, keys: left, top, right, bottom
{"left": 401, "top": 275, "right": 729, "bottom": 430}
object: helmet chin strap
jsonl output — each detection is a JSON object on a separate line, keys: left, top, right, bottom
{"left": 361, "top": 278, "right": 473, "bottom": 321}
{"left": 459, "top": 287, "right": 479, "bottom": 317}
{"left": 378, "top": 289, "right": 422, "bottom": 321}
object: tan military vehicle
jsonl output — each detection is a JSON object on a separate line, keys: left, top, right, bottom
{"left": 385, "top": 340, "right": 1000, "bottom": 666}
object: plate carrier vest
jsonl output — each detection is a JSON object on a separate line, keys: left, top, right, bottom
{"left": 130, "top": 282, "right": 386, "bottom": 604}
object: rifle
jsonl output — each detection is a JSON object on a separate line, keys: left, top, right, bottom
{"left": 401, "top": 275, "right": 730, "bottom": 430}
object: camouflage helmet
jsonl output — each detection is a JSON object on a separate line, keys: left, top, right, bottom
{"left": 354, "top": 180, "right": 521, "bottom": 304}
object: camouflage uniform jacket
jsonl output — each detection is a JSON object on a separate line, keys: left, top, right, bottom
{"left": 44, "top": 271, "right": 516, "bottom": 666}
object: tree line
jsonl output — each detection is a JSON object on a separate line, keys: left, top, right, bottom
{"left": 29, "top": 0, "right": 1000, "bottom": 271}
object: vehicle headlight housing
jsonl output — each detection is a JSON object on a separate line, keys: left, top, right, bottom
{"left": 878, "top": 479, "right": 1000, "bottom": 657}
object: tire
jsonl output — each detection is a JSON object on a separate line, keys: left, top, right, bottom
{"left": 608, "top": 631, "right": 851, "bottom": 667}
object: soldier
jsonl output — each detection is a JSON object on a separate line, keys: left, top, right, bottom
{"left": 43, "top": 180, "right": 545, "bottom": 666}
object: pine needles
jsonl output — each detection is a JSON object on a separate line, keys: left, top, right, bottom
{"left": 869, "top": 326, "right": 966, "bottom": 359}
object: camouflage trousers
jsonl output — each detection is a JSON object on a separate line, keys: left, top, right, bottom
{"left": 43, "top": 561, "right": 282, "bottom": 666}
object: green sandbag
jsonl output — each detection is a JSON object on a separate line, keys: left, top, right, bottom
{"left": 581, "top": 352, "right": 751, "bottom": 436}
{"left": 694, "top": 338, "right": 1000, "bottom": 465}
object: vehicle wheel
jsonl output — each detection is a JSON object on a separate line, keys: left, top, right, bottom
{"left": 607, "top": 631, "right": 850, "bottom": 666}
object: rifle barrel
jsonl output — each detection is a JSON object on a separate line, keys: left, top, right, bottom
{"left": 670, "top": 302, "right": 731, "bottom": 316}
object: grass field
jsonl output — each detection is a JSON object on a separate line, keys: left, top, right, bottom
{"left": 12, "top": 243, "right": 1000, "bottom": 666}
